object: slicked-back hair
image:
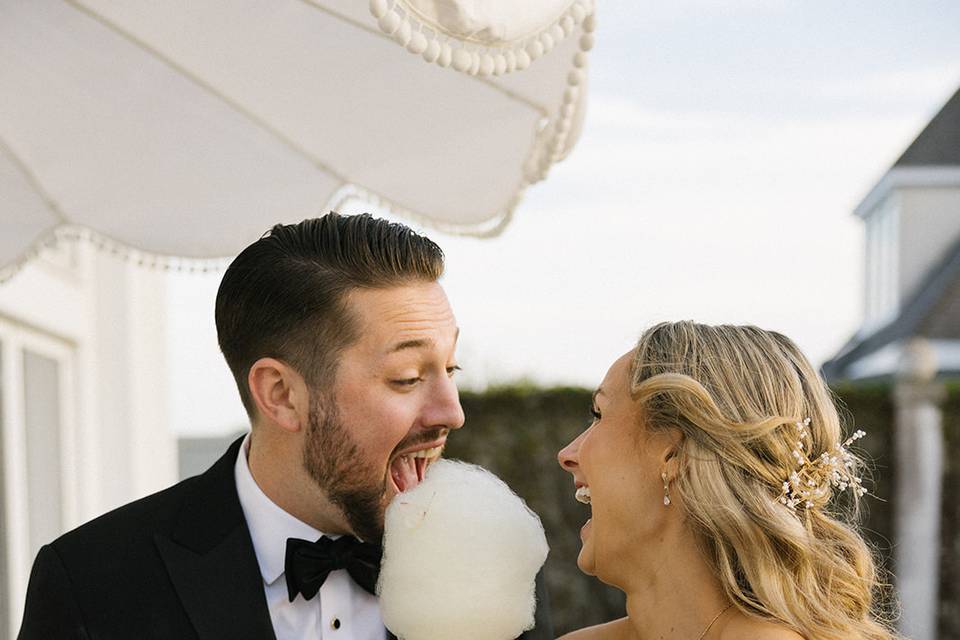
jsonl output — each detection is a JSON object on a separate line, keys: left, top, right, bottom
{"left": 215, "top": 213, "right": 445, "bottom": 418}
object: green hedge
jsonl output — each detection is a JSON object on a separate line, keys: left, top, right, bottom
{"left": 444, "top": 383, "right": 959, "bottom": 637}
{"left": 939, "top": 385, "right": 960, "bottom": 637}
{"left": 445, "top": 386, "right": 625, "bottom": 634}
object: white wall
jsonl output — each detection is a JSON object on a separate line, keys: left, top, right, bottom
{"left": 898, "top": 186, "right": 960, "bottom": 302}
{"left": 0, "top": 240, "right": 176, "bottom": 639}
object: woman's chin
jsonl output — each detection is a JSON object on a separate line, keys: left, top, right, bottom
{"left": 576, "top": 520, "right": 596, "bottom": 576}
{"left": 576, "top": 549, "right": 596, "bottom": 576}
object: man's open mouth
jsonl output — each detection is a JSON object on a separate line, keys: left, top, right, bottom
{"left": 389, "top": 443, "right": 444, "bottom": 493}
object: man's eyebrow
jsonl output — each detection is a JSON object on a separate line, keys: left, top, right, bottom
{"left": 389, "top": 338, "right": 433, "bottom": 353}
{"left": 388, "top": 327, "right": 460, "bottom": 354}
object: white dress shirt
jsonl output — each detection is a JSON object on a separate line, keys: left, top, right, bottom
{"left": 235, "top": 434, "right": 386, "bottom": 640}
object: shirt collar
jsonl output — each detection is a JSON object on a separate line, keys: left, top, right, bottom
{"left": 234, "top": 433, "right": 328, "bottom": 586}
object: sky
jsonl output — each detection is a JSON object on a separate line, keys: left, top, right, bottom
{"left": 166, "top": 1, "right": 960, "bottom": 436}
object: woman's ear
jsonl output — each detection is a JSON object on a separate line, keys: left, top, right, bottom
{"left": 248, "top": 357, "right": 308, "bottom": 433}
{"left": 658, "top": 427, "right": 684, "bottom": 481}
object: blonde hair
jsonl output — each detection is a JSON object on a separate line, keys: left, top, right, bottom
{"left": 631, "top": 321, "right": 896, "bottom": 640}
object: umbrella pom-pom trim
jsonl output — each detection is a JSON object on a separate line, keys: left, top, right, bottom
{"left": 0, "top": 225, "right": 232, "bottom": 285}
{"left": 370, "top": 0, "right": 596, "bottom": 77}
{"left": 372, "top": 0, "right": 598, "bottom": 195}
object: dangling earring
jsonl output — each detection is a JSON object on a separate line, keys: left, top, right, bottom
{"left": 661, "top": 472, "right": 671, "bottom": 506}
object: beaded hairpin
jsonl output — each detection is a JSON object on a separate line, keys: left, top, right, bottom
{"left": 777, "top": 418, "right": 867, "bottom": 511}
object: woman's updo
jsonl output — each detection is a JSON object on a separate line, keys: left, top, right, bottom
{"left": 630, "top": 321, "right": 896, "bottom": 640}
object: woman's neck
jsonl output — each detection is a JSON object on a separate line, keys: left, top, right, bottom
{"left": 620, "top": 525, "right": 731, "bottom": 640}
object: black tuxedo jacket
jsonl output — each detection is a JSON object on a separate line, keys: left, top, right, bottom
{"left": 19, "top": 437, "right": 553, "bottom": 639}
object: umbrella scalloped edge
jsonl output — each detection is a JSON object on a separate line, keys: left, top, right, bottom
{"left": 328, "top": 179, "right": 526, "bottom": 239}
{"left": 333, "top": 1, "right": 596, "bottom": 244}
{"left": 0, "top": 224, "right": 233, "bottom": 285}
{"left": 1, "top": 141, "right": 523, "bottom": 283}
{"left": 1, "top": 4, "right": 596, "bottom": 280}
{"left": 366, "top": 0, "right": 599, "bottom": 211}
{"left": 0, "top": 179, "right": 516, "bottom": 284}
{"left": 370, "top": 0, "right": 595, "bottom": 77}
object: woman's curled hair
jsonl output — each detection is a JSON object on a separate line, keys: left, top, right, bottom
{"left": 630, "top": 321, "right": 897, "bottom": 640}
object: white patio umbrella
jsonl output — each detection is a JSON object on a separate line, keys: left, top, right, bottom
{"left": 0, "top": 0, "right": 595, "bottom": 280}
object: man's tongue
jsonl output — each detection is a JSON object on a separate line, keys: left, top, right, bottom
{"left": 391, "top": 454, "right": 428, "bottom": 492}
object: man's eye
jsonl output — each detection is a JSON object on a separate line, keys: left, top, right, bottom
{"left": 447, "top": 365, "right": 462, "bottom": 377}
{"left": 393, "top": 377, "right": 423, "bottom": 386}
{"left": 589, "top": 406, "right": 601, "bottom": 422}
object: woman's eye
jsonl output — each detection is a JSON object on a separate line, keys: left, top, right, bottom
{"left": 393, "top": 377, "right": 423, "bottom": 386}
{"left": 589, "top": 406, "right": 601, "bottom": 422}
{"left": 447, "top": 365, "right": 462, "bottom": 377}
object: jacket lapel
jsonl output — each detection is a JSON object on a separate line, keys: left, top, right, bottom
{"left": 156, "top": 437, "right": 277, "bottom": 640}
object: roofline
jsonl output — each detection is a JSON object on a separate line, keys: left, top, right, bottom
{"left": 823, "top": 338, "right": 960, "bottom": 382}
{"left": 854, "top": 165, "right": 960, "bottom": 219}
{"left": 822, "top": 230, "right": 960, "bottom": 381}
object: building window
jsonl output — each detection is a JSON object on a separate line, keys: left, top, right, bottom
{"left": 0, "top": 341, "right": 7, "bottom": 640}
{"left": 864, "top": 199, "right": 900, "bottom": 331}
{"left": 0, "top": 320, "right": 74, "bottom": 639}
{"left": 23, "top": 349, "right": 63, "bottom": 558}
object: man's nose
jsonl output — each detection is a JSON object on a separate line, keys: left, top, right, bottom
{"left": 424, "top": 374, "right": 465, "bottom": 431}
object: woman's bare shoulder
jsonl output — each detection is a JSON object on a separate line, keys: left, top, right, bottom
{"left": 718, "top": 612, "right": 805, "bottom": 640}
{"left": 557, "top": 617, "right": 633, "bottom": 640}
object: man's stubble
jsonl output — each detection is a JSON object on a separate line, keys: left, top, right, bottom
{"left": 302, "top": 392, "right": 387, "bottom": 544}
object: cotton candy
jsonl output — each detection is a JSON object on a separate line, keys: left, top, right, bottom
{"left": 377, "top": 459, "right": 549, "bottom": 640}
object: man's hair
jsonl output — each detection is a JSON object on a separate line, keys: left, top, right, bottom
{"left": 215, "top": 213, "right": 445, "bottom": 418}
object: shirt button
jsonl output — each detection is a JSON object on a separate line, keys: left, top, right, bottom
{"left": 331, "top": 618, "right": 341, "bottom": 630}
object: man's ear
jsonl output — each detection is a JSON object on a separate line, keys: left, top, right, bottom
{"left": 248, "top": 358, "right": 308, "bottom": 433}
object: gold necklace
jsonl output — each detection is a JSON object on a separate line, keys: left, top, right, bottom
{"left": 696, "top": 603, "right": 733, "bottom": 640}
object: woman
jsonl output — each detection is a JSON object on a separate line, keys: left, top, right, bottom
{"left": 558, "top": 322, "right": 896, "bottom": 640}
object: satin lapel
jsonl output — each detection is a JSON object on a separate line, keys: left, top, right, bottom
{"left": 156, "top": 529, "right": 275, "bottom": 640}
{"left": 156, "top": 437, "right": 276, "bottom": 640}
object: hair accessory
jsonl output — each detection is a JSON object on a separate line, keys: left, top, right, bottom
{"left": 778, "top": 418, "right": 867, "bottom": 511}
{"left": 661, "top": 471, "right": 671, "bottom": 506}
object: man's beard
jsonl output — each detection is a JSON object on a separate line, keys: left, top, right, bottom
{"left": 302, "top": 392, "right": 387, "bottom": 544}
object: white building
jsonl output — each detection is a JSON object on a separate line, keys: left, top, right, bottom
{"left": 0, "top": 242, "right": 177, "bottom": 639}
{"left": 823, "top": 86, "right": 960, "bottom": 640}
{"left": 823, "top": 87, "right": 960, "bottom": 382}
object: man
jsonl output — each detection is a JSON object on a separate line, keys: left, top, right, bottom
{"left": 19, "top": 213, "right": 552, "bottom": 639}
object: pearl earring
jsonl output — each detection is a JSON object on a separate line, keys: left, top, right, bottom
{"left": 662, "top": 472, "right": 671, "bottom": 506}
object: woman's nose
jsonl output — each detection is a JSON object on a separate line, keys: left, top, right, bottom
{"left": 557, "top": 434, "right": 582, "bottom": 472}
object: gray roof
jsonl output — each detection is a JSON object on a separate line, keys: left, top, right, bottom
{"left": 894, "top": 86, "right": 960, "bottom": 167}
{"left": 822, "top": 232, "right": 960, "bottom": 381}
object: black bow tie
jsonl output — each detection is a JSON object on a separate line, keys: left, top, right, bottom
{"left": 284, "top": 536, "right": 382, "bottom": 601}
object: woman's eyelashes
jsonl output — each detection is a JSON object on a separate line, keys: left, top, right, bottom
{"left": 588, "top": 405, "right": 601, "bottom": 424}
